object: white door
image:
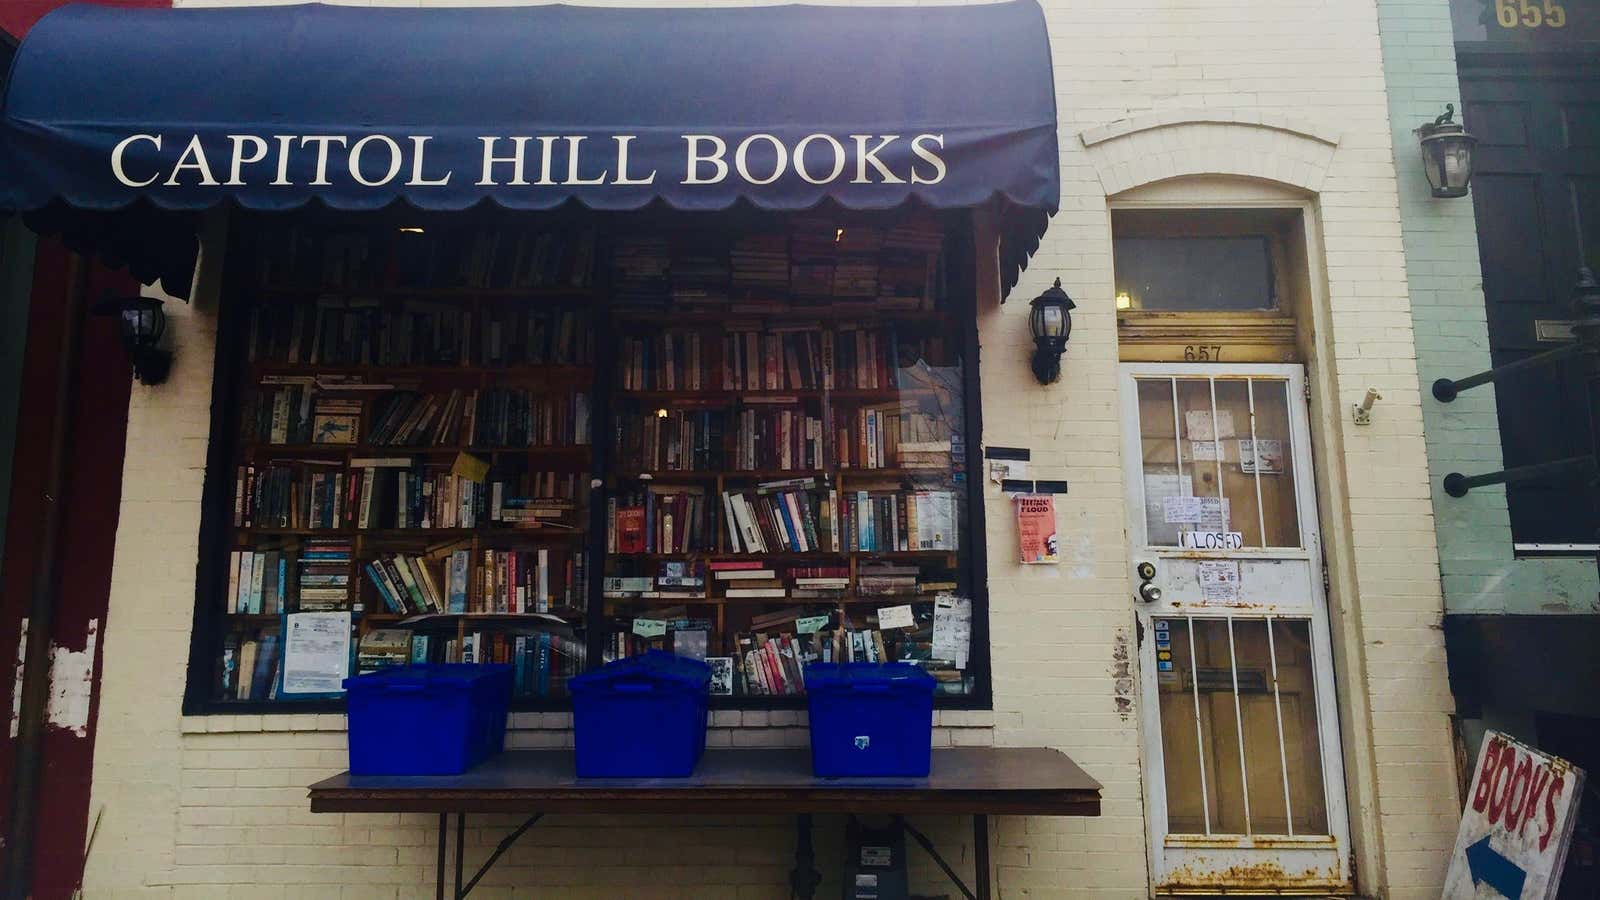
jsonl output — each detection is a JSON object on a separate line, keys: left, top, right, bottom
{"left": 1120, "top": 363, "right": 1353, "bottom": 895}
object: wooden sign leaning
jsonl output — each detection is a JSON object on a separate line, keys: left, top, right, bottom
{"left": 1443, "top": 731, "right": 1586, "bottom": 899}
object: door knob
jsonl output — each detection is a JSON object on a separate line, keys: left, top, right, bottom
{"left": 1135, "top": 561, "right": 1161, "bottom": 603}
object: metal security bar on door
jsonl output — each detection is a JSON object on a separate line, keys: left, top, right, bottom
{"left": 1122, "top": 364, "right": 1351, "bottom": 893}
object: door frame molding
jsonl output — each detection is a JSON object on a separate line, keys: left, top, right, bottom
{"left": 1108, "top": 185, "right": 1385, "bottom": 894}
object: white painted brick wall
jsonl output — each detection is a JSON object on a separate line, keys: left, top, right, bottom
{"left": 80, "top": 0, "right": 1458, "bottom": 896}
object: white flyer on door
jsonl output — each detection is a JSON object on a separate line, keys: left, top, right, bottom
{"left": 281, "top": 611, "right": 351, "bottom": 695}
{"left": 1238, "top": 439, "right": 1285, "bottom": 475}
{"left": 1196, "top": 561, "right": 1241, "bottom": 602}
{"left": 1163, "top": 495, "right": 1204, "bottom": 523}
{"left": 1184, "top": 409, "right": 1236, "bottom": 441}
{"left": 1197, "top": 496, "right": 1230, "bottom": 531}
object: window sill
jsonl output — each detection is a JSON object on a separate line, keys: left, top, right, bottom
{"left": 180, "top": 708, "right": 997, "bottom": 736}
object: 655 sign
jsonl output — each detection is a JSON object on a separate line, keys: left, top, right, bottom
{"left": 1444, "top": 731, "right": 1586, "bottom": 899}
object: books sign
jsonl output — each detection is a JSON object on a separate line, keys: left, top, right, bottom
{"left": 1015, "top": 494, "right": 1058, "bottom": 564}
{"left": 1444, "top": 731, "right": 1586, "bottom": 900}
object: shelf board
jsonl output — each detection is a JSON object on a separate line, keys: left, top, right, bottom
{"left": 241, "top": 444, "right": 592, "bottom": 456}
{"left": 611, "top": 550, "right": 956, "bottom": 560}
{"left": 223, "top": 614, "right": 283, "bottom": 624}
{"left": 250, "top": 364, "right": 593, "bottom": 378}
{"left": 257, "top": 285, "right": 598, "bottom": 299}
{"left": 601, "top": 595, "right": 934, "bottom": 606}
{"left": 239, "top": 527, "right": 584, "bottom": 538}
{"left": 616, "top": 467, "right": 951, "bottom": 481}
{"left": 619, "top": 387, "right": 933, "bottom": 401}
{"left": 611, "top": 307, "right": 951, "bottom": 325}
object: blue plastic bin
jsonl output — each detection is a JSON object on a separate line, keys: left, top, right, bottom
{"left": 805, "top": 662, "right": 936, "bottom": 777}
{"left": 569, "top": 651, "right": 711, "bottom": 777}
{"left": 343, "top": 664, "right": 512, "bottom": 776}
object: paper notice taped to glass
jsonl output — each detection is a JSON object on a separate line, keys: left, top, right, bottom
{"left": 1184, "top": 409, "right": 1235, "bottom": 442}
{"left": 1196, "top": 560, "right": 1241, "bottom": 602}
{"left": 877, "top": 604, "right": 915, "bottom": 630}
{"left": 932, "top": 594, "right": 971, "bottom": 670}
{"left": 281, "top": 611, "right": 352, "bottom": 695}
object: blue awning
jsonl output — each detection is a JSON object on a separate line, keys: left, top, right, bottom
{"left": 0, "top": 2, "right": 1058, "bottom": 296}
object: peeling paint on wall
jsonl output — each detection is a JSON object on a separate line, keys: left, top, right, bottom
{"left": 1112, "top": 626, "right": 1135, "bottom": 719}
{"left": 46, "top": 618, "right": 97, "bottom": 737}
{"left": 9, "top": 616, "right": 25, "bottom": 738}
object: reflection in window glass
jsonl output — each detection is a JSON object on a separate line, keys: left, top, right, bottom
{"left": 1114, "top": 236, "right": 1275, "bottom": 311}
{"left": 1156, "top": 617, "right": 1329, "bottom": 836}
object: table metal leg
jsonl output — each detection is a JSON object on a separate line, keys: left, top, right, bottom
{"left": 973, "top": 814, "right": 991, "bottom": 900}
{"left": 454, "top": 813, "right": 466, "bottom": 899}
{"left": 789, "top": 813, "right": 821, "bottom": 900}
{"left": 436, "top": 812, "right": 447, "bottom": 900}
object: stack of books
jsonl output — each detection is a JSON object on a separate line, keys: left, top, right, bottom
{"left": 730, "top": 234, "right": 789, "bottom": 294}
{"left": 730, "top": 406, "right": 826, "bottom": 472}
{"left": 479, "top": 307, "right": 593, "bottom": 367}
{"left": 470, "top": 389, "right": 590, "bottom": 447}
{"left": 720, "top": 477, "right": 839, "bottom": 555}
{"left": 226, "top": 548, "right": 286, "bottom": 615}
{"left": 669, "top": 251, "right": 731, "bottom": 311}
{"left": 619, "top": 331, "right": 709, "bottom": 391}
{"left": 476, "top": 547, "right": 585, "bottom": 614}
{"left": 712, "top": 562, "right": 786, "bottom": 599}
{"left": 606, "top": 487, "right": 713, "bottom": 554}
{"left": 611, "top": 235, "right": 671, "bottom": 309}
{"left": 613, "top": 407, "right": 726, "bottom": 473}
{"left": 244, "top": 378, "right": 314, "bottom": 445}
{"left": 298, "top": 538, "right": 353, "bottom": 610}
{"left": 364, "top": 550, "right": 447, "bottom": 615}
{"left": 234, "top": 461, "right": 347, "bottom": 530}
{"left": 841, "top": 489, "right": 959, "bottom": 552}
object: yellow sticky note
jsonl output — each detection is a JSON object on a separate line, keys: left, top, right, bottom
{"left": 451, "top": 452, "right": 490, "bottom": 483}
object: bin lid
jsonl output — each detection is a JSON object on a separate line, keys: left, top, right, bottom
{"left": 343, "top": 663, "right": 511, "bottom": 691}
{"left": 569, "top": 650, "right": 711, "bottom": 690}
{"left": 803, "top": 662, "right": 936, "bottom": 691}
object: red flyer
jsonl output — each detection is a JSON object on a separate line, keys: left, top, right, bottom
{"left": 1015, "top": 494, "right": 1058, "bottom": 564}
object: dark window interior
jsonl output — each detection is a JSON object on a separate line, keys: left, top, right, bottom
{"left": 1113, "top": 235, "right": 1276, "bottom": 312}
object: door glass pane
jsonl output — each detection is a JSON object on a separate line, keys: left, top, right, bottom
{"left": 1248, "top": 379, "right": 1302, "bottom": 548}
{"left": 1271, "top": 618, "right": 1329, "bottom": 835}
{"left": 1174, "top": 379, "right": 1226, "bottom": 540}
{"left": 1137, "top": 378, "right": 1182, "bottom": 545}
{"left": 1157, "top": 617, "right": 1329, "bottom": 836}
{"left": 1212, "top": 380, "right": 1261, "bottom": 548}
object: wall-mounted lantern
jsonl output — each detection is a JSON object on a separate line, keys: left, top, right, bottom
{"left": 1419, "top": 104, "right": 1477, "bottom": 199}
{"left": 94, "top": 295, "right": 171, "bottom": 385}
{"left": 1028, "top": 278, "right": 1075, "bottom": 385}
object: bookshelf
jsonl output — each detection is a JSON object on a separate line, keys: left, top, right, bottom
{"left": 599, "top": 216, "right": 976, "bottom": 699}
{"left": 195, "top": 209, "right": 985, "bottom": 712}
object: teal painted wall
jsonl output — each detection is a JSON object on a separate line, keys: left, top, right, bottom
{"left": 1375, "top": 0, "right": 1598, "bottom": 614}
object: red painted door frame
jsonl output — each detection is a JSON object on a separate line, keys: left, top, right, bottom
{"left": 0, "top": 4, "right": 169, "bottom": 896}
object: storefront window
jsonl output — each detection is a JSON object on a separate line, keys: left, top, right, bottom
{"left": 192, "top": 208, "right": 987, "bottom": 711}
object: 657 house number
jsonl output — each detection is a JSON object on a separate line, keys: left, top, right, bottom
{"left": 1183, "top": 345, "right": 1223, "bottom": 361}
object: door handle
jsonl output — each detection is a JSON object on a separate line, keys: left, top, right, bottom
{"left": 1135, "top": 561, "right": 1162, "bottom": 603}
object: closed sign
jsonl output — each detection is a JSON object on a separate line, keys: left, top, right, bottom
{"left": 1444, "top": 731, "right": 1586, "bottom": 899}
